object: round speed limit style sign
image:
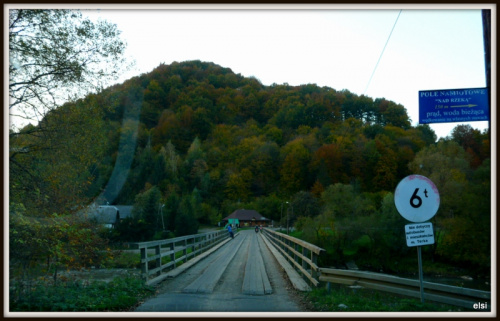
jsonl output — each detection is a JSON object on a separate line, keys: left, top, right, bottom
{"left": 394, "top": 175, "right": 440, "bottom": 223}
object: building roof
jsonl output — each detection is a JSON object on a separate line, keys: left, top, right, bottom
{"left": 115, "top": 205, "right": 133, "bottom": 219}
{"left": 78, "top": 205, "right": 119, "bottom": 225}
{"left": 222, "top": 209, "right": 270, "bottom": 222}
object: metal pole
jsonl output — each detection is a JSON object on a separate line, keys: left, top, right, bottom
{"left": 287, "top": 207, "right": 289, "bottom": 235}
{"left": 280, "top": 202, "right": 283, "bottom": 232}
{"left": 161, "top": 204, "right": 165, "bottom": 230}
{"left": 481, "top": 9, "right": 491, "bottom": 137}
{"left": 417, "top": 246, "right": 425, "bottom": 303}
{"left": 157, "top": 204, "right": 161, "bottom": 230}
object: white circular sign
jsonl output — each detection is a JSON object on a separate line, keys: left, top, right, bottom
{"left": 394, "top": 175, "right": 440, "bottom": 223}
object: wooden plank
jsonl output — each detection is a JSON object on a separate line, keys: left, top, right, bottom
{"left": 242, "top": 233, "right": 272, "bottom": 295}
{"left": 183, "top": 235, "right": 245, "bottom": 293}
{"left": 165, "top": 239, "right": 230, "bottom": 278}
{"left": 260, "top": 233, "right": 311, "bottom": 292}
{"left": 263, "top": 229, "right": 325, "bottom": 255}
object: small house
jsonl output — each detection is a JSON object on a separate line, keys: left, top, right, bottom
{"left": 79, "top": 204, "right": 133, "bottom": 228}
{"left": 222, "top": 209, "right": 271, "bottom": 227}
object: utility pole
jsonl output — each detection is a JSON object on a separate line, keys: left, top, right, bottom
{"left": 482, "top": 9, "right": 491, "bottom": 136}
{"left": 280, "top": 202, "right": 284, "bottom": 232}
{"left": 160, "top": 204, "right": 165, "bottom": 231}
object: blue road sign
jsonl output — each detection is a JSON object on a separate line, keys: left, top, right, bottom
{"left": 419, "top": 87, "right": 489, "bottom": 124}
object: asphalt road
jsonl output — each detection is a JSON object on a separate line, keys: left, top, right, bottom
{"left": 134, "top": 229, "right": 306, "bottom": 313}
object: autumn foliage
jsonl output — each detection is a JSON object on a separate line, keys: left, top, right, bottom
{"left": 10, "top": 60, "right": 491, "bottom": 278}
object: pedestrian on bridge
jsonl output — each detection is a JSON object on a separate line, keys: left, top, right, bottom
{"left": 227, "top": 224, "right": 234, "bottom": 239}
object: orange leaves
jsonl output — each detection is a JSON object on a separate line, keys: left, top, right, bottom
{"left": 311, "top": 143, "right": 346, "bottom": 185}
{"left": 311, "top": 180, "right": 325, "bottom": 198}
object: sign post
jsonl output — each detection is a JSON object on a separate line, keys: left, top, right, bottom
{"left": 395, "top": 175, "right": 440, "bottom": 303}
{"left": 405, "top": 222, "right": 435, "bottom": 302}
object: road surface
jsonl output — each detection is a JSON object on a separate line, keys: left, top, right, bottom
{"left": 134, "top": 229, "right": 307, "bottom": 312}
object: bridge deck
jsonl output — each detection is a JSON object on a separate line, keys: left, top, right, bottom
{"left": 135, "top": 230, "right": 305, "bottom": 312}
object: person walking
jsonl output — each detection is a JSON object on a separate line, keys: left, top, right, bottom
{"left": 227, "top": 224, "right": 234, "bottom": 239}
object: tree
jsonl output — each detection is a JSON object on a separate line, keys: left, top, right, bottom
{"left": 409, "top": 140, "right": 471, "bottom": 218}
{"left": 175, "top": 195, "right": 199, "bottom": 236}
{"left": 225, "top": 169, "right": 253, "bottom": 202}
{"left": 9, "top": 9, "right": 131, "bottom": 214}
{"left": 321, "top": 183, "right": 357, "bottom": 219}
{"left": 409, "top": 141, "right": 490, "bottom": 269}
{"left": 292, "top": 191, "right": 320, "bottom": 218}
{"left": 451, "top": 124, "right": 489, "bottom": 168}
{"left": 372, "top": 136, "right": 398, "bottom": 191}
{"left": 245, "top": 142, "right": 280, "bottom": 196}
{"left": 10, "top": 205, "right": 112, "bottom": 288}
{"left": 163, "top": 140, "right": 181, "bottom": 179}
{"left": 132, "top": 186, "right": 162, "bottom": 240}
{"left": 9, "top": 95, "right": 109, "bottom": 215}
{"left": 9, "top": 9, "right": 130, "bottom": 129}
{"left": 311, "top": 143, "right": 346, "bottom": 185}
{"left": 279, "top": 139, "right": 312, "bottom": 195}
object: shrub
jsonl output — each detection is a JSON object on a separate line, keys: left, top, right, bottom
{"left": 10, "top": 276, "right": 155, "bottom": 312}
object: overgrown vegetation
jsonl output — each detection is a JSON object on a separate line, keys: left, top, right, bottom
{"left": 10, "top": 276, "right": 155, "bottom": 312}
{"left": 302, "top": 284, "right": 467, "bottom": 312}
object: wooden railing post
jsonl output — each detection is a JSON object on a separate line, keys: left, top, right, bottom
{"left": 302, "top": 246, "right": 308, "bottom": 281}
{"left": 311, "top": 250, "right": 319, "bottom": 284}
{"left": 140, "top": 247, "right": 148, "bottom": 281}
{"left": 183, "top": 239, "right": 188, "bottom": 264}
{"left": 155, "top": 244, "right": 161, "bottom": 276}
{"left": 170, "top": 242, "right": 175, "bottom": 268}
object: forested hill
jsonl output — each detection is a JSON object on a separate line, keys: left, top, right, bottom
{"left": 13, "top": 59, "right": 490, "bottom": 214}
{"left": 95, "top": 60, "right": 435, "bottom": 198}
{"left": 11, "top": 60, "right": 490, "bottom": 269}
{"left": 105, "top": 59, "right": 419, "bottom": 153}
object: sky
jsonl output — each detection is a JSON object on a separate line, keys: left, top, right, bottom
{"left": 10, "top": 4, "right": 495, "bottom": 139}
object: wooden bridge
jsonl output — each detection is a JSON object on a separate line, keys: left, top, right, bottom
{"left": 130, "top": 228, "right": 490, "bottom": 312}
{"left": 132, "top": 229, "right": 318, "bottom": 312}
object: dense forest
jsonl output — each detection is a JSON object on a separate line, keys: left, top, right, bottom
{"left": 10, "top": 60, "right": 491, "bottom": 275}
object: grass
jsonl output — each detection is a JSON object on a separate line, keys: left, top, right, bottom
{"left": 301, "top": 283, "right": 467, "bottom": 312}
{"left": 10, "top": 276, "right": 156, "bottom": 312}
{"left": 107, "top": 252, "right": 141, "bottom": 269}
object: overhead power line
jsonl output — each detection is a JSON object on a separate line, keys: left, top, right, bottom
{"left": 363, "top": 10, "right": 402, "bottom": 96}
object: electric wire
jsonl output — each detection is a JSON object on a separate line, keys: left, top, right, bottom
{"left": 363, "top": 10, "right": 402, "bottom": 96}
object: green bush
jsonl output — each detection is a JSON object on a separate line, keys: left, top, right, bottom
{"left": 107, "top": 252, "right": 141, "bottom": 269}
{"left": 10, "top": 276, "right": 155, "bottom": 312}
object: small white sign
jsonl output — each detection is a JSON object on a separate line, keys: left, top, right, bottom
{"left": 405, "top": 222, "right": 435, "bottom": 247}
{"left": 395, "top": 175, "right": 440, "bottom": 223}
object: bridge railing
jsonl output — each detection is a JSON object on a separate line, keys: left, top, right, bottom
{"left": 319, "top": 268, "right": 491, "bottom": 309}
{"left": 130, "top": 229, "right": 228, "bottom": 284}
{"left": 262, "top": 228, "right": 325, "bottom": 287}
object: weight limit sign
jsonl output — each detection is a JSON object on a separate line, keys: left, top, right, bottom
{"left": 394, "top": 175, "right": 440, "bottom": 223}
